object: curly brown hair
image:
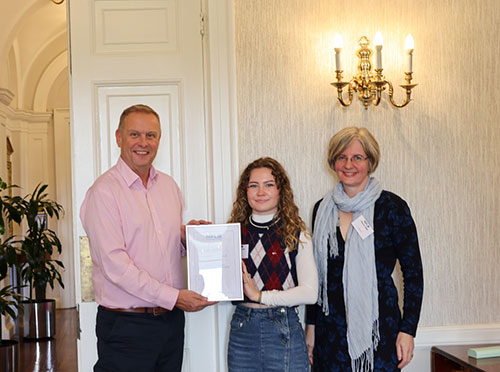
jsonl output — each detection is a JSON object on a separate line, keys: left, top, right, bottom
{"left": 228, "top": 157, "right": 307, "bottom": 251}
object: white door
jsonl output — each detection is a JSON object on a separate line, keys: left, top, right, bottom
{"left": 68, "top": 0, "right": 237, "bottom": 371}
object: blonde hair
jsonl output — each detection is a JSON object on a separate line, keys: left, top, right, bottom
{"left": 118, "top": 104, "right": 160, "bottom": 131}
{"left": 327, "top": 127, "right": 380, "bottom": 173}
{"left": 228, "top": 157, "right": 306, "bottom": 251}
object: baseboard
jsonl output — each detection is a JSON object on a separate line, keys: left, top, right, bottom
{"left": 415, "top": 323, "right": 500, "bottom": 347}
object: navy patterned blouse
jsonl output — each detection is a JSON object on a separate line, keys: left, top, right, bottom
{"left": 306, "top": 190, "right": 424, "bottom": 372}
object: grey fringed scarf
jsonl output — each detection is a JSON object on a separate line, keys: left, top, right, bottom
{"left": 313, "top": 177, "right": 382, "bottom": 372}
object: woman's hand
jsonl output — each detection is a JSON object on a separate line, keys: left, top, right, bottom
{"left": 242, "top": 261, "right": 260, "bottom": 302}
{"left": 396, "top": 332, "right": 414, "bottom": 369}
{"left": 305, "top": 324, "right": 315, "bottom": 365}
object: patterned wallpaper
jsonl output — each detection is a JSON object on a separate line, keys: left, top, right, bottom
{"left": 234, "top": 0, "right": 500, "bottom": 327}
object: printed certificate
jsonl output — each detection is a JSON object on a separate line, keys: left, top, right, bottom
{"left": 186, "top": 223, "right": 243, "bottom": 301}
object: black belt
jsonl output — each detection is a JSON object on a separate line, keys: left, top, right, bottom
{"left": 101, "top": 306, "right": 170, "bottom": 316}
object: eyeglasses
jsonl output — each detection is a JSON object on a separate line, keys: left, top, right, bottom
{"left": 334, "top": 154, "right": 368, "bottom": 165}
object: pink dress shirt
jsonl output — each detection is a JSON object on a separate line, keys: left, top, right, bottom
{"left": 80, "top": 157, "right": 185, "bottom": 310}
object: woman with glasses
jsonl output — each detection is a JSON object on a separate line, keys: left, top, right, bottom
{"left": 227, "top": 157, "right": 318, "bottom": 372}
{"left": 305, "top": 127, "right": 423, "bottom": 372}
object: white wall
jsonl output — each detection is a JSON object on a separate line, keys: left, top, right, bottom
{"left": 235, "top": 0, "right": 500, "bottom": 329}
{"left": 235, "top": 0, "right": 500, "bottom": 370}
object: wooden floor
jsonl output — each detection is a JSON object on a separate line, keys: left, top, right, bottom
{"left": 18, "top": 308, "right": 78, "bottom": 372}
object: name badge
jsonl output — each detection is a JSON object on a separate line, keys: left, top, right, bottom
{"left": 351, "top": 215, "right": 374, "bottom": 240}
{"left": 241, "top": 244, "right": 249, "bottom": 259}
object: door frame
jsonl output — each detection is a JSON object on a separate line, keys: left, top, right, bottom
{"left": 201, "top": 3, "right": 239, "bottom": 369}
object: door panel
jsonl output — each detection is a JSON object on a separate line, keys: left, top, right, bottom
{"left": 95, "top": 83, "right": 185, "bottom": 196}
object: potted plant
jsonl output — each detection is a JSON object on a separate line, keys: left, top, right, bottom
{"left": 0, "top": 178, "right": 24, "bottom": 371}
{"left": 16, "top": 183, "right": 64, "bottom": 339}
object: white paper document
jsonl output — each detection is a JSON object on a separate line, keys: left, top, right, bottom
{"left": 186, "top": 223, "right": 243, "bottom": 301}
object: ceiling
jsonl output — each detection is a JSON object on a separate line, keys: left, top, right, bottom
{"left": 0, "top": 0, "right": 67, "bottom": 110}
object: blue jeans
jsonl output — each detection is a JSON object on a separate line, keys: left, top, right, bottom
{"left": 228, "top": 304, "right": 309, "bottom": 372}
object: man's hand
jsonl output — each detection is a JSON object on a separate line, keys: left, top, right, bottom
{"left": 305, "top": 324, "right": 315, "bottom": 365}
{"left": 175, "top": 289, "right": 217, "bottom": 312}
{"left": 181, "top": 219, "right": 212, "bottom": 246}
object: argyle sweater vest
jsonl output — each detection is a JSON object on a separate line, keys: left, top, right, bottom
{"left": 240, "top": 220, "right": 299, "bottom": 303}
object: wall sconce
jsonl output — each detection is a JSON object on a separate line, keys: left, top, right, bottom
{"left": 331, "top": 32, "right": 417, "bottom": 109}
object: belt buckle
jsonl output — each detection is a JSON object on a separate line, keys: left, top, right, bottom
{"left": 153, "top": 307, "right": 160, "bottom": 316}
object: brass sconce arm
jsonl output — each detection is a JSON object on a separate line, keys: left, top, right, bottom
{"left": 331, "top": 71, "right": 353, "bottom": 106}
{"left": 387, "top": 73, "right": 417, "bottom": 108}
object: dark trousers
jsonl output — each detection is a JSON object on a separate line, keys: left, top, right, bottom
{"left": 94, "top": 306, "right": 185, "bottom": 372}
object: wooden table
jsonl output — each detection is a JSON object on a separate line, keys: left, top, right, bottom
{"left": 431, "top": 344, "right": 500, "bottom": 372}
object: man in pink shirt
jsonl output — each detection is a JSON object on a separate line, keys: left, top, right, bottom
{"left": 80, "top": 104, "right": 215, "bottom": 372}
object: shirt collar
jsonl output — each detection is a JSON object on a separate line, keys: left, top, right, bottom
{"left": 116, "top": 157, "right": 158, "bottom": 188}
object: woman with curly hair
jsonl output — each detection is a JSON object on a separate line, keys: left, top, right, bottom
{"left": 227, "top": 157, "right": 318, "bottom": 372}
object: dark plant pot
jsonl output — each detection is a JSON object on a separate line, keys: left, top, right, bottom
{"left": 0, "top": 339, "right": 19, "bottom": 372}
{"left": 21, "top": 299, "right": 56, "bottom": 339}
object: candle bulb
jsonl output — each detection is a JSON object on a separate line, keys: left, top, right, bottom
{"left": 333, "top": 33, "right": 343, "bottom": 71}
{"left": 404, "top": 34, "right": 414, "bottom": 73}
{"left": 374, "top": 31, "right": 383, "bottom": 70}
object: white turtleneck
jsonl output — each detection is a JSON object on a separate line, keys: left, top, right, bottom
{"left": 251, "top": 213, "right": 275, "bottom": 223}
